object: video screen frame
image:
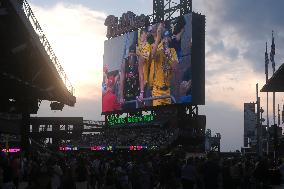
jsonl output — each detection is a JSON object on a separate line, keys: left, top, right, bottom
{"left": 102, "top": 13, "right": 200, "bottom": 113}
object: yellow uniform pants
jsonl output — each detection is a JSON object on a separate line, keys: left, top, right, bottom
{"left": 152, "top": 86, "right": 171, "bottom": 106}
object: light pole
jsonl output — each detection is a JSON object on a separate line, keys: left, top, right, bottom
{"left": 260, "top": 107, "right": 265, "bottom": 154}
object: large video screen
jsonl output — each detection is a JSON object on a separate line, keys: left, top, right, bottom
{"left": 102, "top": 13, "right": 203, "bottom": 113}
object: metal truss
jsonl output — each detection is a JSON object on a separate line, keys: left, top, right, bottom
{"left": 18, "top": 0, "right": 74, "bottom": 95}
{"left": 152, "top": 0, "right": 192, "bottom": 23}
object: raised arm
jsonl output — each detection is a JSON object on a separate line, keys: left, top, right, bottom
{"left": 119, "top": 60, "right": 125, "bottom": 102}
{"left": 174, "top": 28, "right": 184, "bottom": 41}
{"left": 151, "top": 23, "right": 163, "bottom": 59}
{"left": 138, "top": 55, "right": 145, "bottom": 98}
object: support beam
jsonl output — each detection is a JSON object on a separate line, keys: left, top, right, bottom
{"left": 0, "top": 8, "right": 8, "bottom": 16}
{"left": 21, "top": 112, "right": 30, "bottom": 152}
{"left": 31, "top": 67, "right": 43, "bottom": 83}
{"left": 153, "top": 0, "right": 164, "bottom": 22}
{"left": 11, "top": 43, "right": 28, "bottom": 54}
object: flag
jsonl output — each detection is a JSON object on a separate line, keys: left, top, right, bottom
{"left": 265, "top": 42, "right": 269, "bottom": 76}
{"left": 270, "top": 31, "right": 275, "bottom": 72}
{"left": 271, "top": 32, "right": 275, "bottom": 56}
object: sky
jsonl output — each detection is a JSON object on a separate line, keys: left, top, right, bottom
{"left": 29, "top": 0, "right": 284, "bottom": 151}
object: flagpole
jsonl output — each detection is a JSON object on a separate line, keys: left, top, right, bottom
{"left": 278, "top": 104, "right": 280, "bottom": 126}
{"left": 272, "top": 31, "right": 276, "bottom": 126}
{"left": 265, "top": 42, "right": 269, "bottom": 155}
{"left": 273, "top": 93, "right": 275, "bottom": 124}
{"left": 270, "top": 30, "right": 276, "bottom": 160}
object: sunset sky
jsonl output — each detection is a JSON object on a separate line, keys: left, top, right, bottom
{"left": 30, "top": 0, "right": 284, "bottom": 151}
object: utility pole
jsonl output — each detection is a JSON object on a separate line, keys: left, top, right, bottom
{"left": 260, "top": 107, "right": 264, "bottom": 155}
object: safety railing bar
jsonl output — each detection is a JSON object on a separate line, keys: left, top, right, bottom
{"left": 124, "top": 95, "right": 176, "bottom": 108}
{"left": 18, "top": 0, "right": 74, "bottom": 95}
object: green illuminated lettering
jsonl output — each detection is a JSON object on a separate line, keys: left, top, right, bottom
{"left": 127, "top": 117, "right": 132, "bottom": 123}
{"left": 146, "top": 115, "right": 149, "bottom": 121}
{"left": 143, "top": 115, "right": 146, "bottom": 121}
{"left": 150, "top": 114, "right": 154, "bottom": 121}
{"left": 108, "top": 116, "right": 115, "bottom": 125}
{"left": 109, "top": 114, "right": 155, "bottom": 126}
{"left": 130, "top": 116, "right": 134, "bottom": 123}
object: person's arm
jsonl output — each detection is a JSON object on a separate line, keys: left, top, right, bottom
{"left": 138, "top": 55, "right": 145, "bottom": 100}
{"left": 180, "top": 80, "right": 192, "bottom": 95}
{"left": 119, "top": 60, "right": 125, "bottom": 103}
{"left": 175, "top": 28, "right": 185, "bottom": 41}
{"left": 180, "top": 67, "right": 192, "bottom": 96}
{"left": 151, "top": 23, "right": 163, "bottom": 59}
{"left": 169, "top": 48, "right": 178, "bottom": 71}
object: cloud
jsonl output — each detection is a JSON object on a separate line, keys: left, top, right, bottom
{"left": 194, "top": 0, "right": 284, "bottom": 150}
{"left": 199, "top": 0, "right": 284, "bottom": 72}
{"left": 31, "top": 2, "right": 106, "bottom": 101}
{"left": 194, "top": 0, "right": 284, "bottom": 110}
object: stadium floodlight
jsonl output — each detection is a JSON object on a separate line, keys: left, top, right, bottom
{"left": 50, "top": 101, "right": 64, "bottom": 111}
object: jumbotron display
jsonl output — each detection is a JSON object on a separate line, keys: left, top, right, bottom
{"left": 102, "top": 13, "right": 204, "bottom": 113}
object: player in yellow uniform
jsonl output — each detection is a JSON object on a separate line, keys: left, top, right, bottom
{"left": 137, "top": 28, "right": 152, "bottom": 102}
{"left": 150, "top": 29, "right": 178, "bottom": 106}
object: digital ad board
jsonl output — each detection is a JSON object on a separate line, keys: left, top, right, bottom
{"left": 102, "top": 13, "right": 204, "bottom": 113}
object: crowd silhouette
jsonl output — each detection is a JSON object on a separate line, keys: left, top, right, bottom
{"left": 0, "top": 149, "right": 284, "bottom": 189}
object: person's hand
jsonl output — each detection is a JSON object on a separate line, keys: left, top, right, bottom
{"left": 157, "top": 23, "right": 164, "bottom": 39}
{"left": 181, "top": 80, "right": 191, "bottom": 91}
{"left": 180, "top": 81, "right": 191, "bottom": 96}
{"left": 119, "top": 98, "right": 125, "bottom": 104}
{"left": 136, "top": 45, "right": 140, "bottom": 56}
{"left": 137, "top": 91, "right": 144, "bottom": 102}
{"left": 165, "top": 48, "right": 171, "bottom": 57}
{"left": 157, "top": 23, "right": 164, "bottom": 33}
{"left": 186, "top": 80, "right": 192, "bottom": 90}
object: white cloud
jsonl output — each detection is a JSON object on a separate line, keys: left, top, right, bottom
{"left": 195, "top": 0, "right": 284, "bottom": 151}
{"left": 31, "top": 3, "right": 107, "bottom": 99}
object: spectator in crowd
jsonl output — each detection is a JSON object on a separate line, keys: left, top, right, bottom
{"left": 102, "top": 75, "right": 121, "bottom": 112}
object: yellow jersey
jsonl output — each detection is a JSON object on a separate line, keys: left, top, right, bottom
{"left": 137, "top": 42, "right": 152, "bottom": 85}
{"left": 149, "top": 42, "right": 178, "bottom": 89}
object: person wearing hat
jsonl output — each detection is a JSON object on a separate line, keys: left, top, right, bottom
{"left": 102, "top": 64, "right": 108, "bottom": 96}
{"left": 149, "top": 28, "right": 178, "bottom": 106}
{"left": 119, "top": 44, "right": 140, "bottom": 109}
{"left": 102, "top": 75, "right": 121, "bottom": 112}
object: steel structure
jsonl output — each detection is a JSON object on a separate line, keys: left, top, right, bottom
{"left": 0, "top": 0, "right": 76, "bottom": 151}
{"left": 0, "top": 0, "right": 76, "bottom": 108}
{"left": 21, "top": 0, "right": 74, "bottom": 95}
{"left": 103, "top": 0, "right": 205, "bottom": 152}
{"left": 205, "top": 129, "right": 221, "bottom": 152}
{"left": 29, "top": 117, "right": 84, "bottom": 148}
{"left": 153, "top": 0, "right": 192, "bottom": 22}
